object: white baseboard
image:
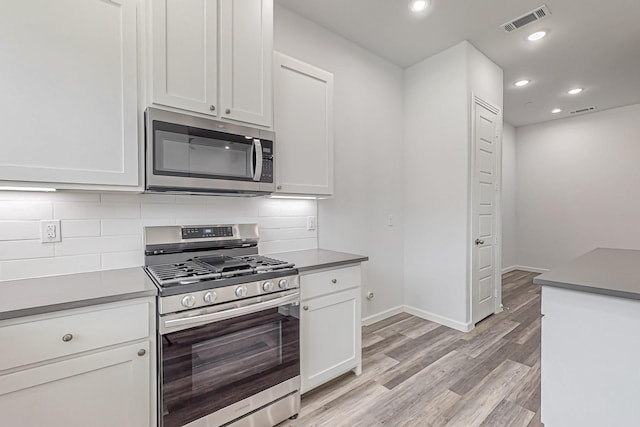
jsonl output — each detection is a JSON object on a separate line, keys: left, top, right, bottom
{"left": 403, "top": 305, "right": 473, "bottom": 332}
{"left": 361, "top": 305, "right": 404, "bottom": 326}
{"left": 502, "top": 265, "right": 519, "bottom": 273}
{"left": 512, "top": 265, "right": 550, "bottom": 274}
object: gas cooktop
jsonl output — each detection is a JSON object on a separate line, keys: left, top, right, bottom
{"left": 143, "top": 224, "right": 298, "bottom": 298}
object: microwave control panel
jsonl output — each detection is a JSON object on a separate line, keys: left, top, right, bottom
{"left": 260, "top": 142, "right": 274, "bottom": 183}
{"left": 182, "top": 226, "right": 234, "bottom": 239}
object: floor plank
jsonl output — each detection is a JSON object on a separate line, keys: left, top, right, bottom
{"left": 280, "top": 270, "right": 541, "bottom": 427}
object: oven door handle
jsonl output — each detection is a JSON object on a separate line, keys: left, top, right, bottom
{"left": 162, "top": 292, "right": 299, "bottom": 333}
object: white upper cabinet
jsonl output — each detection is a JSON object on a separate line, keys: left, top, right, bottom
{"left": 274, "top": 53, "right": 334, "bottom": 196}
{"left": 151, "top": 0, "right": 273, "bottom": 128}
{"left": 219, "top": 0, "right": 273, "bottom": 127}
{"left": 0, "top": 0, "right": 140, "bottom": 188}
{"left": 152, "top": 0, "right": 218, "bottom": 116}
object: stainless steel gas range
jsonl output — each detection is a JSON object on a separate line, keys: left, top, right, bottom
{"left": 144, "top": 224, "right": 300, "bottom": 427}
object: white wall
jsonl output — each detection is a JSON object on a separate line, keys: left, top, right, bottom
{"left": 502, "top": 122, "right": 517, "bottom": 269}
{"left": 0, "top": 192, "right": 317, "bottom": 281}
{"left": 516, "top": 103, "right": 640, "bottom": 270}
{"left": 274, "top": 5, "right": 405, "bottom": 321}
{"left": 403, "top": 41, "right": 503, "bottom": 330}
{"left": 403, "top": 42, "right": 470, "bottom": 328}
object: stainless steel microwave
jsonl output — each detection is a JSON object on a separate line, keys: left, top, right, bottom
{"left": 145, "top": 108, "right": 275, "bottom": 195}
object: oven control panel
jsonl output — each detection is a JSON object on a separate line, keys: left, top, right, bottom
{"left": 182, "top": 226, "right": 234, "bottom": 239}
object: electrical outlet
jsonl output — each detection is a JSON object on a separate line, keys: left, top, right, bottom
{"left": 387, "top": 214, "right": 394, "bottom": 227}
{"left": 40, "top": 220, "right": 61, "bottom": 243}
{"left": 307, "top": 216, "right": 317, "bottom": 231}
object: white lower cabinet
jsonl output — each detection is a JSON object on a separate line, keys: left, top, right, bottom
{"left": 541, "top": 286, "right": 640, "bottom": 426}
{"left": 0, "top": 298, "right": 156, "bottom": 427}
{"left": 300, "top": 265, "right": 362, "bottom": 393}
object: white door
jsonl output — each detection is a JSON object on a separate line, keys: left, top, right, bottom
{"left": 0, "top": 342, "right": 151, "bottom": 427}
{"left": 0, "top": 0, "right": 139, "bottom": 186}
{"left": 152, "top": 0, "right": 218, "bottom": 116}
{"left": 273, "top": 53, "right": 334, "bottom": 196}
{"left": 471, "top": 97, "right": 502, "bottom": 324}
{"left": 218, "top": 0, "right": 273, "bottom": 127}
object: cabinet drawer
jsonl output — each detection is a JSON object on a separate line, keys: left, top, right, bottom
{"left": 0, "top": 302, "right": 150, "bottom": 371}
{"left": 301, "top": 265, "right": 361, "bottom": 300}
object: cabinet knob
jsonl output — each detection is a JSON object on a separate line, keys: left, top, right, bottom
{"left": 331, "top": 279, "right": 337, "bottom": 284}
{"left": 303, "top": 306, "right": 309, "bottom": 311}
{"left": 62, "top": 334, "right": 73, "bottom": 342}
{"left": 137, "top": 349, "right": 146, "bottom": 357}
{"left": 276, "top": 185, "right": 282, "bottom": 190}
{"left": 225, "top": 108, "right": 231, "bottom": 114}
{"left": 209, "top": 105, "right": 216, "bottom": 111}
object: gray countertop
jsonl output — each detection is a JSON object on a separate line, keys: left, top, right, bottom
{"left": 533, "top": 248, "right": 640, "bottom": 300}
{"left": 263, "top": 249, "right": 368, "bottom": 273}
{"left": 0, "top": 268, "right": 157, "bottom": 320}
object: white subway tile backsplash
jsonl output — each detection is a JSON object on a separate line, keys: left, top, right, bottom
{"left": 0, "top": 192, "right": 318, "bottom": 281}
{"left": 0, "top": 254, "right": 102, "bottom": 281}
{"left": 0, "top": 191, "right": 99, "bottom": 202}
{"left": 259, "top": 228, "right": 316, "bottom": 242}
{"left": 55, "top": 235, "right": 141, "bottom": 256}
{"left": 102, "top": 251, "right": 144, "bottom": 270}
{"left": 0, "top": 201, "right": 52, "bottom": 220}
{"left": 61, "top": 220, "right": 101, "bottom": 238}
{"left": 259, "top": 238, "right": 318, "bottom": 255}
{"left": 141, "top": 203, "right": 207, "bottom": 219}
{"left": 101, "top": 219, "right": 143, "bottom": 236}
{"left": 0, "top": 221, "right": 40, "bottom": 241}
{"left": 258, "top": 217, "right": 307, "bottom": 229}
{"left": 0, "top": 240, "right": 55, "bottom": 260}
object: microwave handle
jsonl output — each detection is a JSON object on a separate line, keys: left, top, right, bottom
{"left": 252, "top": 139, "right": 263, "bottom": 182}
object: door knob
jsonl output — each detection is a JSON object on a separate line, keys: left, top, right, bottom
{"left": 475, "top": 239, "right": 485, "bottom": 245}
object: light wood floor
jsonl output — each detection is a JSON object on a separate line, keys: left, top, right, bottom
{"left": 283, "top": 270, "right": 541, "bottom": 427}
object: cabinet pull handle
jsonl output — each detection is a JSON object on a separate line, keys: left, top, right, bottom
{"left": 62, "top": 334, "right": 73, "bottom": 342}
{"left": 331, "top": 279, "right": 337, "bottom": 284}
{"left": 138, "top": 349, "right": 146, "bottom": 357}
{"left": 210, "top": 105, "right": 216, "bottom": 111}
{"left": 303, "top": 306, "right": 309, "bottom": 311}
{"left": 225, "top": 108, "right": 231, "bottom": 114}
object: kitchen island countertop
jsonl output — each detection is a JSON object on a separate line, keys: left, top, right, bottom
{"left": 533, "top": 248, "right": 640, "bottom": 300}
{"left": 0, "top": 268, "right": 157, "bottom": 320}
{"left": 263, "top": 249, "right": 368, "bottom": 273}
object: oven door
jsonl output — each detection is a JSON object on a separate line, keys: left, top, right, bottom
{"left": 159, "top": 292, "right": 300, "bottom": 427}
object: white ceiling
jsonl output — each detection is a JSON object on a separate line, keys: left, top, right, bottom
{"left": 275, "top": 0, "right": 640, "bottom": 127}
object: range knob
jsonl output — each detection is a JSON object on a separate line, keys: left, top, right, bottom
{"left": 203, "top": 291, "right": 217, "bottom": 304}
{"left": 235, "top": 286, "right": 248, "bottom": 298}
{"left": 278, "top": 278, "right": 289, "bottom": 289}
{"left": 181, "top": 295, "right": 196, "bottom": 308}
{"left": 262, "top": 281, "right": 274, "bottom": 292}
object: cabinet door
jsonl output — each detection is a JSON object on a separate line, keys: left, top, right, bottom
{"left": 274, "top": 53, "right": 334, "bottom": 195}
{"left": 219, "top": 0, "right": 273, "bottom": 127}
{"left": 300, "top": 288, "right": 361, "bottom": 393}
{"left": 0, "top": 0, "right": 139, "bottom": 186}
{"left": 152, "top": 0, "right": 218, "bottom": 116}
{"left": 0, "top": 342, "right": 151, "bottom": 427}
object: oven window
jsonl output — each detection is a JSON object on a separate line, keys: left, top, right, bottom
{"left": 161, "top": 306, "right": 299, "bottom": 427}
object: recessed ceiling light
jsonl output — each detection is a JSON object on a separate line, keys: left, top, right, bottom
{"left": 551, "top": 108, "right": 562, "bottom": 114}
{"left": 527, "top": 31, "right": 547, "bottom": 41}
{"left": 568, "top": 88, "right": 584, "bottom": 95}
{"left": 408, "top": 0, "right": 428, "bottom": 13}
{"left": 514, "top": 79, "right": 531, "bottom": 87}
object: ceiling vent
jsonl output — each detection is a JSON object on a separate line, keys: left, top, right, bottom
{"left": 500, "top": 5, "right": 551, "bottom": 33}
{"left": 570, "top": 106, "right": 597, "bottom": 115}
